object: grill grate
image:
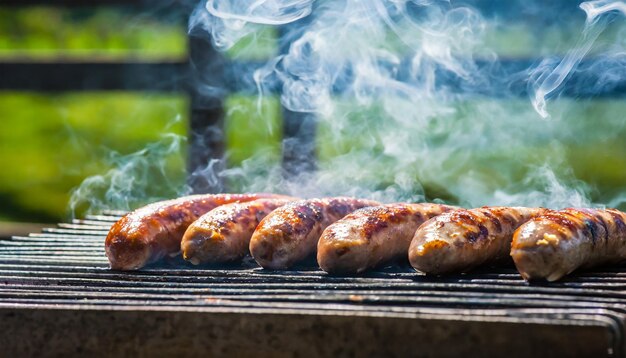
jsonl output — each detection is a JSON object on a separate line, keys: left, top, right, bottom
{"left": 1, "top": 212, "right": 625, "bottom": 357}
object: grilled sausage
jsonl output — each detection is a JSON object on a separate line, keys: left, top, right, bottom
{"left": 511, "top": 208, "right": 626, "bottom": 281}
{"left": 105, "top": 193, "right": 285, "bottom": 270}
{"left": 317, "top": 203, "right": 457, "bottom": 274}
{"left": 409, "top": 206, "right": 546, "bottom": 274}
{"left": 181, "top": 198, "right": 297, "bottom": 265}
{"left": 250, "top": 197, "right": 380, "bottom": 269}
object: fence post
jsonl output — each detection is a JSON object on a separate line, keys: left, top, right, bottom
{"left": 187, "top": 36, "right": 226, "bottom": 193}
{"left": 278, "top": 23, "right": 317, "bottom": 179}
{"left": 186, "top": 34, "right": 227, "bottom": 193}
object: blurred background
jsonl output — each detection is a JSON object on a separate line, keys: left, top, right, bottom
{"left": 0, "top": 2, "right": 284, "bottom": 233}
{"left": 1, "top": 1, "right": 625, "bottom": 237}
{"left": 0, "top": 4, "right": 182, "bottom": 238}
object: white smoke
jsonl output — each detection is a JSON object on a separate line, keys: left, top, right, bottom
{"left": 69, "top": 132, "right": 188, "bottom": 217}
{"left": 191, "top": 0, "right": 314, "bottom": 49}
{"left": 70, "top": 0, "right": 626, "bottom": 215}
{"left": 530, "top": 0, "right": 626, "bottom": 118}
{"left": 206, "top": 0, "right": 313, "bottom": 25}
{"left": 184, "top": 0, "right": 626, "bottom": 210}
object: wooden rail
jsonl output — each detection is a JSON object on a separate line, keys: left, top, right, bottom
{"left": 0, "top": 60, "right": 188, "bottom": 92}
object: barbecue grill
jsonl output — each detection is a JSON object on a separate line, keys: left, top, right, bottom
{"left": 1, "top": 211, "right": 624, "bottom": 357}
{"left": 3, "top": 1, "right": 626, "bottom": 357}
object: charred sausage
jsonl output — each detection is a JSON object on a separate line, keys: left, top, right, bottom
{"left": 249, "top": 197, "right": 380, "bottom": 269}
{"left": 105, "top": 193, "right": 285, "bottom": 270}
{"left": 409, "top": 206, "right": 546, "bottom": 274}
{"left": 511, "top": 208, "right": 626, "bottom": 281}
{"left": 317, "top": 203, "right": 457, "bottom": 274}
{"left": 181, "top": 198, "right": 296, "bottom": 265}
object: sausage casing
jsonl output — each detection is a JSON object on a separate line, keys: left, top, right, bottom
{"left": 409, "top": 206, "right": 546, "bottom": 274}
{"left": 181, "top": 198, "right": 296, "bottom": 265}
{"left": 249, "top": 197, "right": 380, "bottom": 269}
{"left": 105, "top": 193, "right": 284, "bottom": 270}
{"left": 511, "top": 208, "right": 626, "bottom": 281}
{"left": 317, "top": 203, "right": 457, "bottom": 274}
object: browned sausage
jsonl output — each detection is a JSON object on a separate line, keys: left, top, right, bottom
{"left": 181, "top": 198, "right": 297, "bottom": 265}
{"left": 511, "top": 208, "right": 626, "bottom": 281}
{"left": 249, "top": 197, "right": 380, "bottom": 269}
{"left": 105, "top": 193, "right": 285, "bottom": 270}
{"left": 317, "top": 203, "right": 457, "bottom": 274}
{"left": 409, "top": 206, "right": 546, "bottom": 274}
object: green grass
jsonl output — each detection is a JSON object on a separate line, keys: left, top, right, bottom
{"left": 225, "top": 95, "right": 282, "bottom": 166}
{"left": 0, "top": 7, "right": 186, "bottom": 60}
{"left": 225, "top": 27, "right": 278, "bottom": 60}
{"left": 0, "top": 92, "right": 187, "bottom": 222}
{"left": 2, "top": 93, "right": 624, "bottom": 222}
{"left": 315, "top": 97, "right": 626, "bottom": 206}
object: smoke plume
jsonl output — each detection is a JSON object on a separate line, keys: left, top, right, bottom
{"left": 71, "top": 0, "right": 626, "bottom": 214}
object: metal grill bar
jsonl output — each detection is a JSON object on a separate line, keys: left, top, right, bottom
{"left": 1, "top": 214, "right": 625, "bottom": 356}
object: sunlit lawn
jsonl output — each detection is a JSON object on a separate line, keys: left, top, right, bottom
{"left": 0, "top": 92, "right": 188, "bottom": 222}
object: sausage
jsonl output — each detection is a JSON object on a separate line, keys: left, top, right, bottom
{"left": 181, "top": 198, "right": 296, "bottom": 265}
{"left": 249, "top": 197, "right": 380, "bottom": 269}
{"left": 105, "top": 193, "right": 285, "bottom": 270}
{"left": 409, "top": 206, "right": 546, "bottom": 274}
{"left": 317, "top": 203, "right": 457, "bottom": 274}
{"left": 511, "top": 208, "right": 626, "bottom": 281}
